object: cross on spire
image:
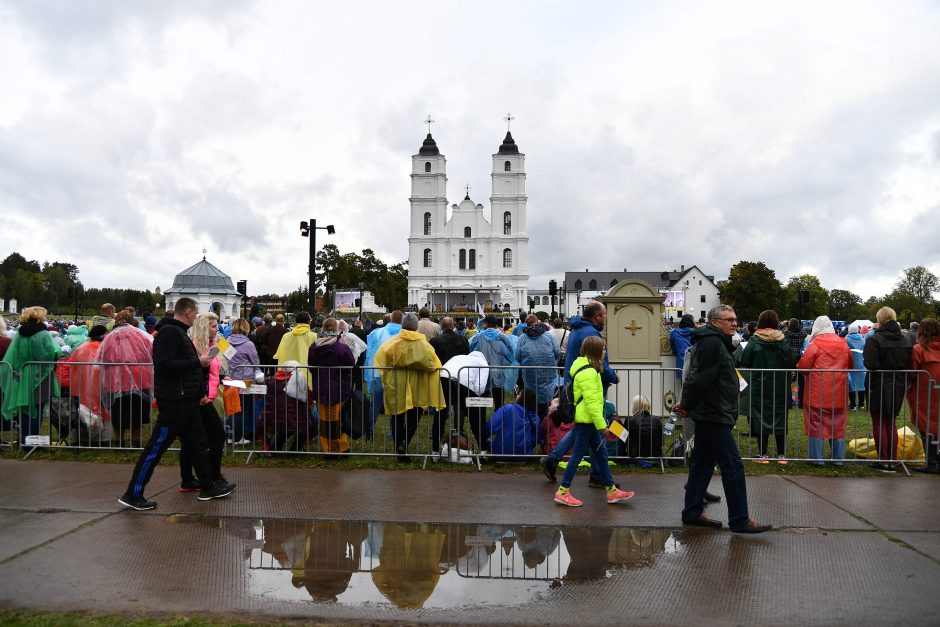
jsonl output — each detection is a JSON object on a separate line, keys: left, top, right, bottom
{"left": 424, "top": 114, "right": 435, "bottom": 134}
{"left": 202, "top": 246, "right": 207, "bottom": 260}
{"left": 503, "top": 112, "right": 515, "bottom": 131}
{"left": 464, "top": 183, "right": 471, "bottom": 198}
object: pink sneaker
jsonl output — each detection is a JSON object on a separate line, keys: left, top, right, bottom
{"left": 554, "top": 491, "right": 583, "bottom": 507}
{"left": 607, "top": 489, "right": 635, "bottom": 504}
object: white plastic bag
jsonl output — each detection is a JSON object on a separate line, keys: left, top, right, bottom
{"left": 78, "top": 404, "right": 112, "bottom": 442}
{"left": 440, "top": 443, "right": 474, "bottom": 464}
{"left": 285, "top": 368, "right": 307, "bottom": 400}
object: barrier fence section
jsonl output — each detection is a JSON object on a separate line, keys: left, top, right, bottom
{"left": 2, "top": 359, "right": 937, "bottom": 473}
{"left": 0, "top": 361, "right": 13, "bottom": 449}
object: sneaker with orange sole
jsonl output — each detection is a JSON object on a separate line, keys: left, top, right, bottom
{"left": 554, "top": 491, "right": 583, "bottom": 507}
{"left": 607, "top": 489, "right": 635, "bottom": 504}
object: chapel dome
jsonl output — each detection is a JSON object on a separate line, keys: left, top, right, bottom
{"left": 164, "top": 258, "right": 239, "bottom": 295}
{"left": 497, "top": 131, "right": 519, "bottom": 155}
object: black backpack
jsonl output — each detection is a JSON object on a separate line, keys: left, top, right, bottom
{"left": 553, "top": 364, "right": 593, "bottom": 425}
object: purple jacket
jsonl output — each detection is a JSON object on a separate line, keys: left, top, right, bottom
{"left": 227, "top": 333, "right": 260, "bottom": 380}
{"left": 308, "top": 337, "right": 355, "bottom": 405}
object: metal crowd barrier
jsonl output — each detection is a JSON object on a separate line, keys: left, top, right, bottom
{"left": 3, "top": 359, "right": 937, "bottom": 475}
{"left": 0, "top": 361, "right": 14, "bottom": 449}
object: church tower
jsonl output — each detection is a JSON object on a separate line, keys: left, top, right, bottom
{"left": 491, "top": 127, "right": 529, "bottom": 310}
{"left": 407, "top": 125, "right": 448, "bottom": 306}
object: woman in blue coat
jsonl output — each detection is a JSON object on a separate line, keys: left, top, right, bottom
{"left": 844, "top": 323, "right": 867, "bottom": 410}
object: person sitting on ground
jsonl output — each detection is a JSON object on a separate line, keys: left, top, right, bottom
{"left": 486, "top": 387, "right": 541, "bottom": 458}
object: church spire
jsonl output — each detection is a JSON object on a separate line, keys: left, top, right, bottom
{"left": 498, "top": 131, "right": 519, "bottom": 155}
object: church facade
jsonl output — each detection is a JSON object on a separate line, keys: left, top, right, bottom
{"left": 406, "top": 128, "right": 529, "bottom": 314}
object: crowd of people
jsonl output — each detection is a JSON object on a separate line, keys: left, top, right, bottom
{"left": 2, "top": 295, "right": 938, "bottom": 518}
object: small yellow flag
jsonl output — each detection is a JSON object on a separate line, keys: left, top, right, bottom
{"left": 608, "top": 419, "right": 629, "bottom": 442}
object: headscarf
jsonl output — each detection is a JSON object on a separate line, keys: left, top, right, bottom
{"left": 847, "top": 323, "right": 860, "bottom": 335}
{"left": 810, "top": 315, "right": 836, "bottom": 339}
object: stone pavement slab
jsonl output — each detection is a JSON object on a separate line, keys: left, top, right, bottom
{"left": 0, "top": 459, "right": 938, "bottom": 626}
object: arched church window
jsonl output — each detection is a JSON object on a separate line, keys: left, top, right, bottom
{"left": 469, "top": 249, "right": 476, "bottom": 270}
{"left": 610, "top": 278, "right": 618, "bottom": 287}
{"left": 424, "top": 212, "right": 431, "bottom": 235}
{"left": 504, "top": 161, "right": 511, "bottom": 172}
{"left": 459, "top": 249, "right": 466, "bottom": 270}
{"left": 503, "top": 248, "right": 512, "bottom": 268}
{"left": 575, "top": 279, "right": 582, "bottom": 290}
{"left": 503, "top": 212, "right": 511, "bottom": 235}
{"left": 589, "top": 279, "right": 597, "bottom": 290}
{"left": 464, "top": 226, "right": 471, "bottom": 238}
{"left": 423, "top": 249, "right": 432, "bottom": 268}
{"left": 425, "top": 162, "right": 431, "bottom": 172}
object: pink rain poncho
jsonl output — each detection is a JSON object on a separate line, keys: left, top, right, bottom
{"left": 96, "top": 324, "right": 154, "bottom": 407}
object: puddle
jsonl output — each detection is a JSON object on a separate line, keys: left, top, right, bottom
{"left": 165, "top": 516, "right": 686, "bottom": 608}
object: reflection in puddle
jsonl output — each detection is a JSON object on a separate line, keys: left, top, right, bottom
{"left": 165, "top": 516, "right": 685, "bottom": 609}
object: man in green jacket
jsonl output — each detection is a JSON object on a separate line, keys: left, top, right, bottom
{"left": 675, "top": 304, "right": 772, "bottom": 534}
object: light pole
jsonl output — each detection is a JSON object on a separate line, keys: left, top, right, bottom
{"left": 299, "top": 219, "right": 335, "bottom": 317}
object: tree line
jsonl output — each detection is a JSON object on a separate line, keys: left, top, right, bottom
{"left": 718, "top": 261, "right": 940, "bottom": 325}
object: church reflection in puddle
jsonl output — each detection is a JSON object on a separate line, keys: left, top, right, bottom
{"left": 166, "top": 516, "right": 686, "bottom": 609}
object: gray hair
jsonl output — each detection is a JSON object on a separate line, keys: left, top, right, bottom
{"left": 707, "top": 304, "right": 734, "bottom": 323}
{"left": 401, "top": 312, "right": 419, "bottom": 331}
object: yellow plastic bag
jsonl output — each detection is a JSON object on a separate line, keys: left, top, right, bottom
{"left": 848, "top": 426, "right": 925, "bottom": 464}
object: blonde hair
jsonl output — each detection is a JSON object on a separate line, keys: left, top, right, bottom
{"left": 876, "top": 307, "right": 897, "bottom": 325}
{"left": 580, "top": 336, "right": 606, "bottom": 372}
{"left": 231, "top": 318, "right": 251, "bottom": 335}
{"left": 630, "top": 394, "right": 651, "bottom": 415}
{"left": 189, "top": 312, "right": 218, "bottom": 355}
{"left": 19, "top": 306, "right": 47, "bottom": 324}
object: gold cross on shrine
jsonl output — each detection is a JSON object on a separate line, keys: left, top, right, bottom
{"left": 625, "top": 319, "right": 643, "bottom": 336}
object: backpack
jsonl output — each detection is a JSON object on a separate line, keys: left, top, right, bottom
{"left": 553, "top": 363, "right": 593, "bottom": 425}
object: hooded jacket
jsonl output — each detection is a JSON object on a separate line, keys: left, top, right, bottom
{"left": 308, "top": 335, "right": 355, "bottom": 405}
{"left": 152, "top": 317, "right": 203, "bottom": 401}
{"left": 374, "top": 329, "right": 446, "bottom": 414}
{"left": 563, "top": 315, "right": 618, "bottom": 387}
{"left": 680, "top": 323, "right": 739, "bottom": 426}
{"left": 739, "top": 328, "right": 791, "bottom": 433}
{"left": 669, "top": 326, "right": 693, "bottom": 373}
{"left": 274, "top": 323, "right": 318, "bottom": 388}
{"left": 469, "top": 327, "right": 518, "bottom": 393}
{"left": 514, "top": 324, "right": 560, "bottom": 403}
{"left": 0, "top": 322, "right": 61, "bottom": 420}
{"left": 907, "top": 339, "right": 940, "bottom": 436}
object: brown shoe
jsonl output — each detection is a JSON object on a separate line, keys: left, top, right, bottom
{"left": 682, "top": 514, "right": 722, "bottom": 529}
{"left": 730, "top": 518, "right": 772, "bottom": 534}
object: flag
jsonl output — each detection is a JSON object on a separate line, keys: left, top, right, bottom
{"left": 608, "top": 419, "right": 629, "bottom": 442}
{"left": 215, "top": 335, "right": 237, "bottom": 361}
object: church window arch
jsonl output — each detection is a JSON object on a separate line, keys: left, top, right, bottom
{"left": 425, "top": 162, "right": 431, "bottom": 172}
{"left": 503, "top": 248, "right": 512, "bottom": 268}
{"left": 423, "top": 249, "right": 432, "bottom": 268}
{"left": 464, "top": 226, "right": 471, "bottom": 238}
{"left": 468, "top": 249, "right": 476, "bottom": 270}
{"left": 503, "top": 212, "right": 511, "bottom": 235}
{"left": 610, "top": 278, "right": 618, "bottom": 287}
{"left": 459, "top": 249, "right": 466, "bottom": 270}
{"left": 424, "top": 212, "right": 431, "bottom": 235}
{"left": 589, "top": 279, "right": 597, "bottom": 290}
{"left": 575, "top": 279, "right": 582, "bottom": 290}
{"left": 504, "top": 161, "right": 511, "bottom": 172}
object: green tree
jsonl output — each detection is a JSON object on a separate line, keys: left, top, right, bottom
{"left": 827, "top": 289, "right": 863, "bottom": 322}
{"left": 783, "top": 274, "right": 829, "bottom": 320}
{"left": 718, "top": 261, "right": 782, "bottom": 323}
{"left": 896, "top": 265, "right": 940, "bottom": 304}
{"left": 881, "top": 288, "right": 933, "bottom": 325}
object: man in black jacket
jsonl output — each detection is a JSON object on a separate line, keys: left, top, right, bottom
{"left": 675, "top": 304, "right": 771, "bottom": 534}
{"left": 118, "top": 297, "right": 234, "bottom": 510}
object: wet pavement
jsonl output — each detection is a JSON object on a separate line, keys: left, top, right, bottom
{"left": 0, "top": 459, "right": 938, "bottom": 625}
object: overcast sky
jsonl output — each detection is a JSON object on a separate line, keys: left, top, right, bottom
{"left": 1, "top": 0, "right": 939, "bottom": 301}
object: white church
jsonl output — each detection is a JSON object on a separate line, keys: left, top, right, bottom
{"left": 407, "top": 123, "right": 529, "bottom": 314}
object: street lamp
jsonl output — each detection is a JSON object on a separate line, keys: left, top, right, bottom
{"left": 299, "top": 219, "right": 335, "bottom": 317}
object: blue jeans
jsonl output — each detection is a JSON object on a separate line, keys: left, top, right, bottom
{"left": 559, "top": 424, "right": 614, "bottom": 489}
{"left": 683, "top": 420, "right": 749, "bottom": 527}
{"left": 549, "top": 428, "right": 607, "bottom": 482}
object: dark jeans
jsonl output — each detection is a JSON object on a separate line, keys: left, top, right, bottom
{"left": 548, "top": 428, "right": 607, "bottom": 482}
{"left": 683, "top": 420, "right": 749, "bottom": 527}
{"left": 758, "top": 432, "right": 786, "bottom": 457}
{"left": 180, "top": 402, "right": 226, "bottom": 483}
{"left": 559, "top": 423, "right": 614, "bottom": 489}
{"left": 124, "top": 398, "right": 213, "bottom": 499}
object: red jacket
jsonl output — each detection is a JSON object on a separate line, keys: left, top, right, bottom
{"left": 907, "top": 340, "right": 940, "bottom": 436}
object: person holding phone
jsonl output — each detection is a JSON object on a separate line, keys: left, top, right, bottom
{"left": 119, "top": 298, "right": 235, "bottom": 511}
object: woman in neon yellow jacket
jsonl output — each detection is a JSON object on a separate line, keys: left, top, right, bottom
{"left": 553, "top": 336, "right": 634, "bottom": 507}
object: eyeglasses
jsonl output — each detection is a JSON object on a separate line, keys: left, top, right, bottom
{"left": 717, "top": 317, "right": 737, "bottom": 322}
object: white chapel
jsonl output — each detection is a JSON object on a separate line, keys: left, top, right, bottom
{"left": 407, "top": 124, "right": 529, "bottom": 314}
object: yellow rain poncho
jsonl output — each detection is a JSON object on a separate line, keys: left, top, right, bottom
{"left": 374, "top": 329, "right": 445, "bottom": 415}
{"left": 273, "top": 323, "right": 317, "bottom": 388}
